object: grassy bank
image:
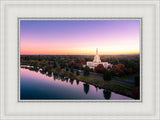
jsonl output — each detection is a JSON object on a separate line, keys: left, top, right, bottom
{"left": 51, "top": 68, "right": 135, "bottom": 99}
{"left": 75, "top": 75, "right": 133, "bottom": 99}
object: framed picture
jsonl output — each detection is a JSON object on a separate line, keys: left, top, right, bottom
{"left": 0, "top": 0, "right": 159, "bottom": 120}
{"left": 19, "top": 18, "right": 141, "bottom": 101}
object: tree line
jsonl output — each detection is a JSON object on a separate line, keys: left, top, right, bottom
{"left": 21, "top": 55, "right": 140, "bottom": 81}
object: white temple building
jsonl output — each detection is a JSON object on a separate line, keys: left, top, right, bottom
{"left": 85, "top": 48, "right": 112, "bottom": 69}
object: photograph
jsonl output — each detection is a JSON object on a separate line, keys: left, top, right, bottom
{"left": 20, "top": 19, "right": 140, "bottom": 100}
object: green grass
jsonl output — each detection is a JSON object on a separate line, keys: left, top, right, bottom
{"left": 108, "top": 82, "right": 132, "bottom": 91}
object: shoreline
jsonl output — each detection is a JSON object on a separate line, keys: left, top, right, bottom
{"left": 21, "top": 65, "right": 137, "bottom": 99}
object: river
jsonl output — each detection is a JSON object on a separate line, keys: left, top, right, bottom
{"left": 20, "top": 68, "right": 133, "bottom": 100}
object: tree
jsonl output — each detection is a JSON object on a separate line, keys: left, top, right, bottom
{"left": 45, "top": 65, "right": 52, "bottom": 72}
{"left": 90, "top": 68, "right": 94, "bottom": 72}
{"left": 68, "top": 72, "right": 76, "bottom": 80}
{"left": 66, "top": 67, "right": 69, "bottom": 71}
{"left": 70, "top": 67, "right": 74, "bottom": 73}
{"left": 103, "top": 70, "right": 112, "bottom": 81}
{"left": 83, "top": 84, "right": 89, "bottom": 94}
{"left": 55, "top": 67, "right": 61, "bottom": 74}
{"left": 83, "top": 66, "right": 90, "bottom": 76}
{"left": 103, "top": 90, "right": 111, "bottom": 99}
{"left": 134, "top": 62, "right": 140, "bottom": 74}
{"left": 111, "top": 63, "right": 127, "bottom": 76}
{"left": 53, "top": 62, "right": 57, "bottom": 68}
{"left": 30, "top": 60, "right": 38, "bottom": 68}
{"left": 38, "top": 55, "right": 41, "bottom": 61}
{"left": 59, "top": 69, "right": 67, "bottom": 77}
{"left": 76, "top": 70, "right": 80, "bottom": 75}
{"left": 95, "top": 64, "right": 105, "bottom": 73}
{"left": 134, "top": 75, "right": 140, "bottom": 87}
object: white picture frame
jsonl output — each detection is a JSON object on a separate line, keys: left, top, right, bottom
{"left": 0, "top": 0, "right": 159, "bottom": 120}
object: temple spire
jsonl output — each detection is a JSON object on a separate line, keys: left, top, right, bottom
{"left": 96, "top": 48, "right": 98, "bottom": 55}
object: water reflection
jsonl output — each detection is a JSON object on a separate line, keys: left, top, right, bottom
{"left": 83, "top": 84, "right": 90, "bottom": 94}
{"left": 94, "top": 85, "right": 98, "bottom": 92}
{"left": 60, "top": 76, "right": 65, "bottom": 82}
{"left": 21, "top": 66, "right": 133, "bottom": 100}
{"left": 76, "top": 80, "right": 79, "bottom": 85}
{"left": 103, "top": 90, "right": 111, "bottom": 100}
{"left": 69, "top": 79, "right": 74, "bottom": 85}
{"left": 22, "top": 66, "right": 39, "bottom": 72}
{"left": 53, "top": 74, "right": 58, "bottom": 80}
{"left": 46, "top": 71, "right": 52, "bottom": 77}
{"left": 65, "top": 78, "right": 68, "bottom": 83}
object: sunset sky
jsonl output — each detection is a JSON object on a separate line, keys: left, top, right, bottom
{"left": 20, "top": 20, "right": 140, "bottom": 55}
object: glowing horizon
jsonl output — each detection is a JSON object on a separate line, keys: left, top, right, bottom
{"left": 20, "top": 20, "right": 140, "bottom": 55}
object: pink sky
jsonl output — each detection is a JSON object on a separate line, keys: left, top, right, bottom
{"left": 20, "top": 20, "right": 140, "bottom": 55}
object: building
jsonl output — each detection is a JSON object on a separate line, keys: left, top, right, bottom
{"left": 85, "top": 48, "right": 112, "bottom": 69}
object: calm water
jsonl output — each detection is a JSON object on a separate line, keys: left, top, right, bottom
{"left": 20, "top": 68, "right": 133, "bottom": 100}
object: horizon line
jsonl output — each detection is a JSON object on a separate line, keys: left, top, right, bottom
{"left": 20, "top": 53, "right": 140, "bottom": 56}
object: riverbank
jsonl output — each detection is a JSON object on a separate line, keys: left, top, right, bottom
{"left": 68, "top": 73, "right": 135, "bottom": 99}
{"left": 51, "top": 68, "right": 137, "bottom": 99}
{"left": 21, "top": 65, "right": 138, "bottom": 99}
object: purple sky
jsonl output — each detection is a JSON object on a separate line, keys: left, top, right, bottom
{"left": 20, "top": 20, "right": 140, "bottom": 55}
